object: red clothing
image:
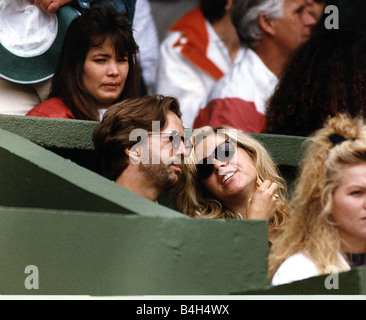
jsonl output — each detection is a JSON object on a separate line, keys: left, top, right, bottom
{"left": 193, "top": 49, "right": 278, "bottom": 133}
{"left": 26, "top": 97, "right": 75, "bottom": 119}
{"left": 170, "top": 7, "right": 224, "bottom": 81}
{"left": 193, "top": 98, "right": 265, "bottom": 133}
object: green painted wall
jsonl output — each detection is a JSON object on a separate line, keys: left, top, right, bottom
{"left": 0, "top": 206, "right": 269, "bottom": 295}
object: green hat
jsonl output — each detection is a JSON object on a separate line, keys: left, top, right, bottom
{"left": 0, "top": 0, "right": 79, "bottom": 84}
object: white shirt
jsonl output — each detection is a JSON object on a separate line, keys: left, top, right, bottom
{"left": 155, "top": 19, "right": 244, "bottom": 128}
{"left": 272, "top": 252, "right": 351, "bottom": 286}
{"left": 133, "top": 0, "right": 159, "bottom": 92}
{"left": 98, "top": 108, "right": 107, "bottom": 121}
{"left": 193, "top": 48, "right": 277, "bottom": 133}
{"left": 204, "top": 48, "right": 278, "bottom": 115}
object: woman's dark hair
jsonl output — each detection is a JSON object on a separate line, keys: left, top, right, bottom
{"left": 49, "top": 6, "right": 140, "bottom": 120}
{"left": 264, "top": 30, "right": 366, "bottom": 137}
{"left": 199, "top": 0, "right": 227, "bottom": 23}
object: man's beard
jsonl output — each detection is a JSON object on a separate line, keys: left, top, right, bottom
{"left": 139, "top": 163, "right": 179, "bottom": 192}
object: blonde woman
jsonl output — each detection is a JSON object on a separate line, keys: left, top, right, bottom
{"left": 269, "top": 114, "right": 366, "bottom": 286}
{"left": 176, "top": 126, "right": 290, "bottom": 242}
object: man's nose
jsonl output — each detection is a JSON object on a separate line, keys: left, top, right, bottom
{"left": 303, "top": 9, "right": 317, "bottom": 26}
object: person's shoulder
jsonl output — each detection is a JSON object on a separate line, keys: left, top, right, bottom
{"left": 26, "top": 98, "right": 75, "bottom": 119}
{"left": 271, "top": 252, "right": 321, "bottom": 286}
{"left": 160, "top": 30, "right": 185, "bottom": 51}
{"left": 206, "top": 56, "right": 250, "bottom": 101}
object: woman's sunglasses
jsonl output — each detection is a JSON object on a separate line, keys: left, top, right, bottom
{"left": 149, "top": 130, "right": 192, "bottom": 157}
{"left": 195, "top": 139, "right": 237, "bottom": 180}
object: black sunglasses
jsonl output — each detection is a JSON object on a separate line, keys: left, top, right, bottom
{"left": 196, "top": 139, "right": 237, "bottom": 180}
{"left": 149, "top": 130, "right": 192, "bottom": 157}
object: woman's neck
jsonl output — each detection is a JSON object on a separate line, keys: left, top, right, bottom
{"left": 223, "top": 190, "right": 254, "bottom": 219}
{"left": 341, "top": 236, "right": 366, "bottom": 254}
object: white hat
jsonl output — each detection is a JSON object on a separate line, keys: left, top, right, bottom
{"left": 0, "top": 0, "right": 79, "bottom": 84}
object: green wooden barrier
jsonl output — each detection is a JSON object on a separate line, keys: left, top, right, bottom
{"left": 234, "top": 266, "right": 366, "bottom": 295}
{"left": 0, "top": 127, "right": 270, "bottom": 295}
{"left": 0, "top": 207, "right": 270, "bottom": 295}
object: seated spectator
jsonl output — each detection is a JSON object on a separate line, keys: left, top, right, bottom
{"left": 92, "top": 95, "right": 191, "bottom": 202}
{"left": 269, "top": 114, "right": 366, "bottom": 286}
{"left": 0, "top": 0, "right": 79, "bottom": 115}
{"left": 193, "top": 0, "right": 316, "bottom": 133}
{"left": 265, "top": 0, "right": 366, "bottom": 137}
{"left": 176, "top": 126, "right": 290, "bottom": 242}
{"left": 0, "top": 0, "right": 137, "bottom": 116}
{"left": 155, "top": 0, "right": 243, "bottom": 128}
{"left": 27, "top": 6, "right": 140, "bottom": 120}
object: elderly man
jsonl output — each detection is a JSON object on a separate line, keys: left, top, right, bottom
{"left": 193, "top": 0, "right": 317, "bottom": 133}
{"left": 92, "top": 95, "right": 191, "bottom": 202}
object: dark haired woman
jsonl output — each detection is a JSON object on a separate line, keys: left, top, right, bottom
{"left": 27, "top": 6, "right": 140, "bottom": 120}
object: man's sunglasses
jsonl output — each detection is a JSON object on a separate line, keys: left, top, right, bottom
{"left": 196, "top": 139, "right": 237, "bottom": 180}
{"left": 149, "top": 130, "right": 192, "bottom": 157}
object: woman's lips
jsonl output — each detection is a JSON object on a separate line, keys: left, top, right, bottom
{"left": 102, "top": 83, "right": 120, "bottom": 90}
{"left": 220, "top": 171, "right": 237, "bottom": 185}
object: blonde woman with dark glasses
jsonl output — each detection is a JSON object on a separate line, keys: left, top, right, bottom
{"left": 176, "top": 126, "right": 290, "bottom": 242}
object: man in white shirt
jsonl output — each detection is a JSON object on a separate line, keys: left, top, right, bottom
{"left": 193, "top": 0, "right": 317, "bottom": 133}
{"left": 155, "top": 0, "right": 242, "bottom": 128}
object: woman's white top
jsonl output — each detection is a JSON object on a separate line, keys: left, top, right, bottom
{"left": 98, "top": 108, "right": 108, "bottom": 121}
{"left": 271, "top": 252, "right": 351, "bottom": 286}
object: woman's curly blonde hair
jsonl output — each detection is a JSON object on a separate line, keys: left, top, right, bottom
{"left": 176, "top": 126, "right": 290, "bottom": 236}
{"left": 268, "top": 113, "right": 366, "bottom": 280}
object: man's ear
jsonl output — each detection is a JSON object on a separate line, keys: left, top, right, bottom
{"left": 258, "top": 12, "right": 276, "bottom": 36}
{"left": 226, "top": 0, "right": 233, "bottom": 11}
{"left": 125, "top": 146, "right": 142, "bottom": 164}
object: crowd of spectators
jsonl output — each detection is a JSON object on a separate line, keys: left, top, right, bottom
{"left": 0, "top": 0, "right": 365, "bottom": 285}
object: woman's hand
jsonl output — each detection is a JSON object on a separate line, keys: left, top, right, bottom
{"left": 246, "top": 179, "right": 278, "bottom": 221}
{"left": 26, "top": 0, "right": 73, "bottom": 14}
